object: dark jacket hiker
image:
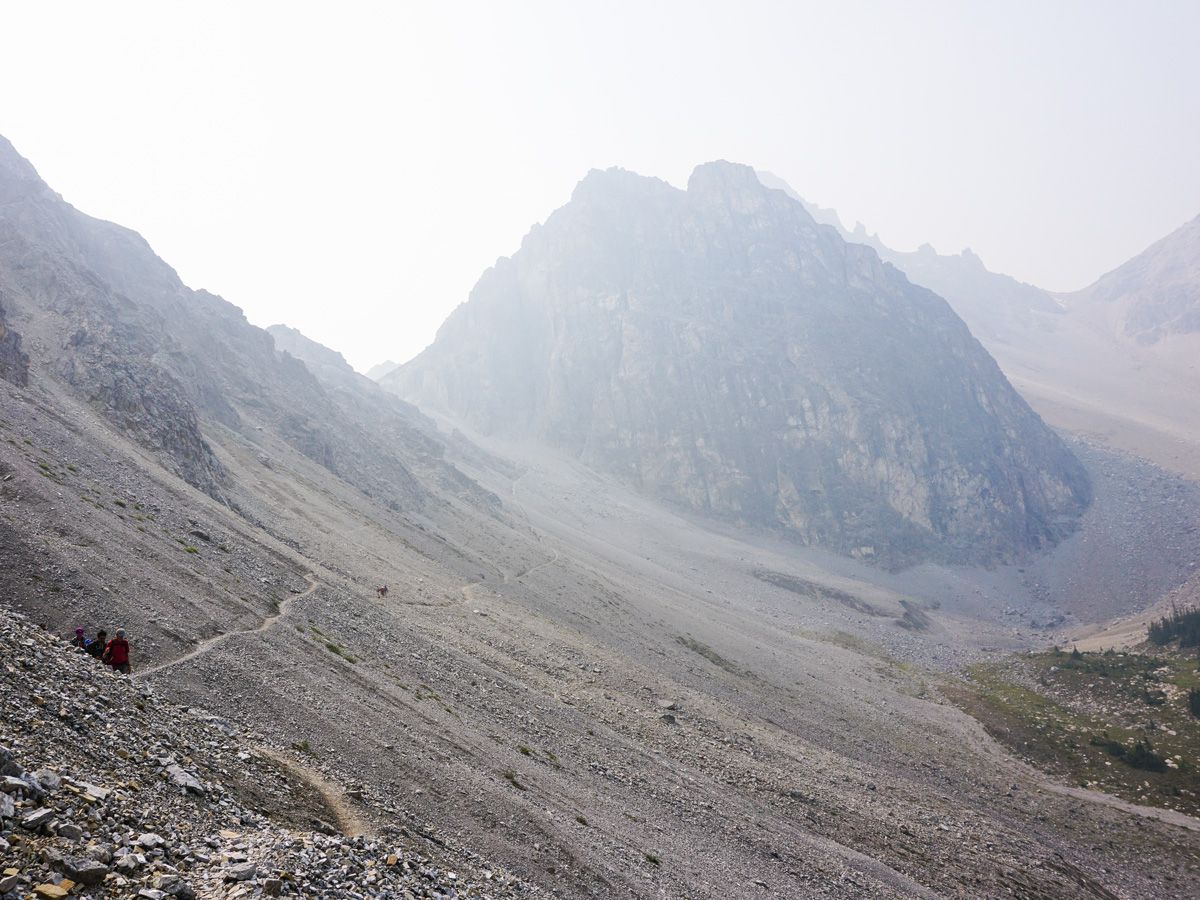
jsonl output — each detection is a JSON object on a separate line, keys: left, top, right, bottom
{"left": 86, "top": 629, "right": 107, "bottom": 659}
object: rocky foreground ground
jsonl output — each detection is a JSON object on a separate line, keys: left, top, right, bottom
{"left": 0, "top": 610, "right": 532, "bottom": 899}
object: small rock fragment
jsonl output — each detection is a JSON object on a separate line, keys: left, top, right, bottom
{"left": 21, "top": 808, "right": 55, "bottom": 832}
{"left": 224, "top": 861, "right": 257, "bottom": 882}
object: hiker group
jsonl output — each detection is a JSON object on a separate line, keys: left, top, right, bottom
{"left": 71, "top": 627, "right": 131, "bottom": 674}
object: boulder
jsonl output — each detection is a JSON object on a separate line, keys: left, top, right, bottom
{"left": 223, "top": 862, "right": 258, "bottom": 882}
{"left": 166, "top": 765, "right": 205, "bottom": 794}
{"left": 62, "top": 858, "right": 107, "bottom": 886}
{"left": 21, "top": 808, "right": 55, "bottom": 832}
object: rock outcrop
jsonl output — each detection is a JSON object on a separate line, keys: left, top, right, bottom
{"left": 0, "top": 299, "right": 29, "bottom": 386}
{"left": 388, "top": 162, "right": 1091, "bottom": 566}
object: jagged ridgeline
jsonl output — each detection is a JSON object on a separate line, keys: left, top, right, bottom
{"left": 387, "top": 162, "right": 1092, "bottom": 566}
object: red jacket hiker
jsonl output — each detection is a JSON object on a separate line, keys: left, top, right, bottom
{"left": 103, "top": 630, "right": 131, "bottom": 673}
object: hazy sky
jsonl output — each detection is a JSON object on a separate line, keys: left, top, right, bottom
{"left": 3, "top": 1, "right": 1198, "bottom": 370}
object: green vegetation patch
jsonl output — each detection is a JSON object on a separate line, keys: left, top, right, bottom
{"left": 324, "top": 641, "right": 357, "bottom": 663}
{"left": 945, "top": 648, "right": 1200, "bottom": 816}
{"left": 1148, "top": 605, "right": 1200, "bottom": 650}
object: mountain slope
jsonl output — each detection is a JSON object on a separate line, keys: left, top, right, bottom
{"left": 0, "top": 135, "right": 498, "bottom": 517}
{"left": 1073, "top": 212, "right": 1200, "bottom": 343}
{"left": 387, "top": 162, "right": 1091, "bottom": 566}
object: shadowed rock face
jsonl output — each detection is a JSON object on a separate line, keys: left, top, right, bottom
{"left": 389, "top": 161, "right": 1091, "bottom": 566}
{"left": 0, "top": 300, "right": 29, "bottom": 386}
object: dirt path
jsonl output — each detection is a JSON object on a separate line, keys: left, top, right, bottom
{"left": 507, "top": 469, "right": 561, "bottom": 581}
{"left": 136, "top": 572, "right": 318, "bottom": 679}
{"left": 256, "top": 746, "right": 370, "bottom": 838}
{"left": 1041, "top": 782, "right": 1200, "bottom": 833}
{"left": 457, "top": 471, "right": 561, "bottom": 607}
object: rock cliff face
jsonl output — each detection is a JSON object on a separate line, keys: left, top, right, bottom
{"left": 389, "top": 162, "right": 1091, "bottom": 565}
{"left": 0, "top": 299, "right": 29, "bottom": 386}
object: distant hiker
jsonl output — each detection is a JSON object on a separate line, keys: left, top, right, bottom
{"left": 70, "top": 627, "right": 87, "bottom": 650}
{"left": 102, "top": 627, "right": 131, "bottom": 674}
{"left": 376, "top": 585, "right": 388, "bottom": 599}
{"left": 86, "top": 629, "right": 107, "bottom": 660}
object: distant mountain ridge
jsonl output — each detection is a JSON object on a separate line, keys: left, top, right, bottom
{"left": 755, "top": 171, "right": 1063, "bottom": 345}
{"left": 1069, "top": 211, "right": 1200, "bottom": 343}
{"left": 757, "top": 170, "right": 1200, "bottom": 348}
{"left": 366, "top": 359, "right": 401, "bottom": 381}
{"left": 387, "top": 161, "right": 1091, "bottom": 566}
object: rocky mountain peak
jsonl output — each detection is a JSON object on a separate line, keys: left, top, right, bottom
{"left": 686, "top": 159, "right": 771, "bottom": 196}
{"left": 0, "top": 134, "right": 41, "bottom": 185}
{"left": 268, "top": 324, "right": 354, "bottom": 374}
{"left": 387, "top": 162, "right": 1092, "bottom": 567}
{"left": 365, "top": 359, "right": 400, "bottom": 381}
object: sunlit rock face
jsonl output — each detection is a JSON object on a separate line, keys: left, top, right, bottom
{"left": 389, "top": 161, "right": 1091, "bottom": 566}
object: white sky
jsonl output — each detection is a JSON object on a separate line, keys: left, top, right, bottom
{"left": 2, "top": 1, "right": 1198, "bottom": 371}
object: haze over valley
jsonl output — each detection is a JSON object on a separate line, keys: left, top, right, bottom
{"left": 2, "top": 5, "right": 1200, "bottom": 898}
